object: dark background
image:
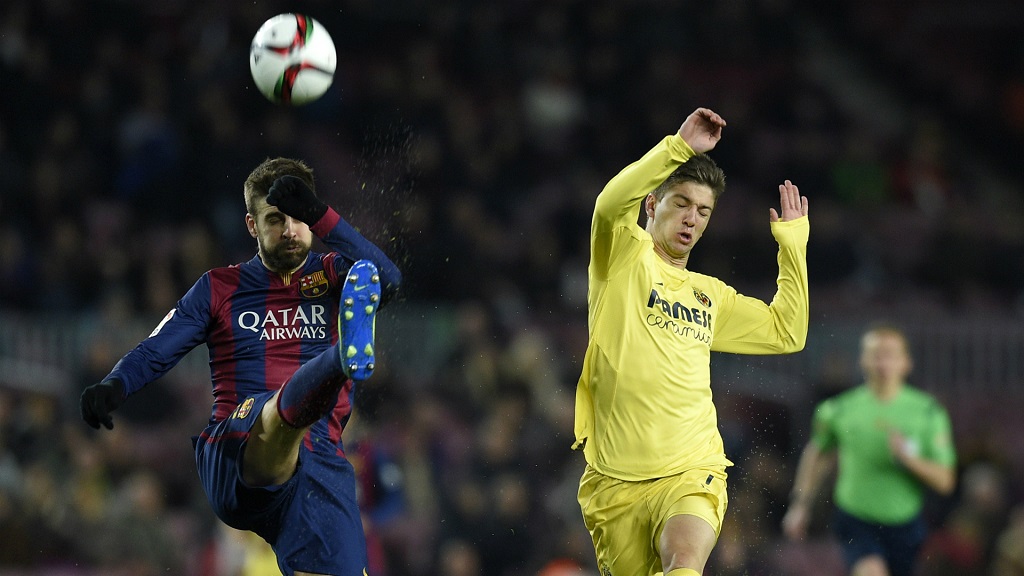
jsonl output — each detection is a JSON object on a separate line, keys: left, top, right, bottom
{"left": 1, "top": 1, "right": 1023, "bottom": 575}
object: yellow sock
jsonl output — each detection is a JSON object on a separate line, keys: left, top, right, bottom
{"left": 666, "top": 569, "right": 701, "bottom": 576}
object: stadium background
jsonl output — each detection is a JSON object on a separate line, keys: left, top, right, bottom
{"left": 1, "top": 0, "right": 1023, "bottom": 574}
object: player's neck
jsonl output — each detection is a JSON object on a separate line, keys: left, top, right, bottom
{"left": 653, "top": 244, "right": 690, "bottom": 270}
{"left": 867, "top": 379, "right": 902, "bottom": 401}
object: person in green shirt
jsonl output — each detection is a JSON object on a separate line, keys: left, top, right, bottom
{"left": 782, "top": 324, "right": 957, "bottom": 576}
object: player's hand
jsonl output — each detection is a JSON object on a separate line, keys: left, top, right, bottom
{"left": 677, "top": 108, "right": 726, "bottom": 154}
{"left": 80, "top": 378, "right": 125, "bottom": 430}
{"left": 267, "top": 175, "right": 329, "bottom": 225}
{"left": 770, "top": 180, "right": 809, "bottom": 222}
{"left": 781, "top": 503, "right": 811, "bottom": 541}
{"left": 887, "top": 431, "right": 914, "bottom": 464}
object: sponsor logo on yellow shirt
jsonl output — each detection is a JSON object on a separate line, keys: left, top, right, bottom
{"left": 646, "top": 287, "right": 713, "bottom": 343}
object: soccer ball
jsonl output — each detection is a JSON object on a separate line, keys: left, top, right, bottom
{"left": 249, "top": 14, "right": 337, "bottom": 106}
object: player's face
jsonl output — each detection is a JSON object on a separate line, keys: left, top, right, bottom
{"left": 246, "top": 198, "right": 313, "bottom": 274}
{"left": 860, "top": 331, "right": 912, "bottom": 385}
{"left": 645, "top": 182, "right": 715, "bottom": 263}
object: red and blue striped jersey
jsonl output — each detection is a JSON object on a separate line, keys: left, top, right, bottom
{"left": 105, "top": 209, "right": 401, "bottom": 442}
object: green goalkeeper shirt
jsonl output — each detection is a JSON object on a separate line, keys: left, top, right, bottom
{"left": 811, "top": 384, "right": 957, "bottom": 524}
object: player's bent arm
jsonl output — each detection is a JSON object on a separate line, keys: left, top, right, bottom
{"left": 313, "top": 208, "right": 402, "bottom": 304}
{"left": 594, "top": 134, "right": 696, "bottom": 231}
{"left": 107, "top": 275, "right": 213, "bottom": 396}
{"left": 893, "top": 446, "right": 957, "bottom": 496}
{"left": 766, "top": 217, "right": 810, "bottom": 351}
{"left": 711, "top": 294, "right": 807, "bottom": 354}
{"left": 591, "top": 135, "right": 696, "bottom": 279}
{"left": 712, "top": 218, "right": 809, "bottom": 354}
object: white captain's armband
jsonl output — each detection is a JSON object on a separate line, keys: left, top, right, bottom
{"left": 149, "top": 309, "right": 176, "bottom": 337}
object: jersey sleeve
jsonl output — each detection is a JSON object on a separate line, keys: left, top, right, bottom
{"left": 709, "top": 218, "right": 809, "bottom": 354}
{"left": 591, "top": 134, "right": 696, "bottom": 280}
{"left": 311, "top": 208, "right": 402, "bottom": 305}
{"left": 810, "top": 398, "right": 839, "bottom": 451}
{"left": 105, "top": 273, "right": 212, "bottom": 396}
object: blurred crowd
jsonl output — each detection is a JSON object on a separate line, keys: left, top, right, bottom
{"left": 1, "top": 0, "right": 1023, "bottom": 574}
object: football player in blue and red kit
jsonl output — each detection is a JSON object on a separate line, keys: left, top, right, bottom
{"left": 80, "top": 157, "right": 401, "bottom": 576}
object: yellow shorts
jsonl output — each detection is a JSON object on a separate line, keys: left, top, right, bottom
{"left": 577, "top": 464, "right": 728, "bottom": 576}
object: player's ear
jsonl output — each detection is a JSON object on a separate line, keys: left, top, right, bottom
{"left": 644, "top": 193, "right": 657, "bottom": 220}
{"left": 245, "top": 213, "right": 258, "bottom": 238}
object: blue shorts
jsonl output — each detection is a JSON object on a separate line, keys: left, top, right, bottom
{"left": 832, "top": 507, "right": 926, "bottom": 576}
{"left": 194, "top": 390, "right": 368, "bottom": 576}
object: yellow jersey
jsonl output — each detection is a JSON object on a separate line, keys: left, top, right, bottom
{"left": 573, "top": 134, "right": 809, "bottom": 481}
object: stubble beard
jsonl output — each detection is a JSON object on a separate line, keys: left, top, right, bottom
{"left": 259, "top": 238, "right": 311, "bottom": 273}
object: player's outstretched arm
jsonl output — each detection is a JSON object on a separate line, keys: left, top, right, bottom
{"left": 769, "top": 179, "right": 809, "bottom": 223}
{"left": 268, "top": 175, "right": 402, "bottom": 302}
{"left": 677, "top": 108, "right": 726, "bottom": 154}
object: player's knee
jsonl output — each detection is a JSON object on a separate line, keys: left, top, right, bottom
{"left": 851, "top": 555, "right": 889, "bottom": 576}
{"left": 662, "top": 553, "right": 708, "bottom": 575}
{"left": 659, "top": 515, "right": 716, "bottom": 573}
{"left": 664, "top": 569, "right": 702, "bottom": 576}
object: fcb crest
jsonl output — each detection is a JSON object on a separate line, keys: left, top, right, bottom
{"left": 234, "top": 397, "right": 255, "bottom": 419}
{"left": 299, "top": 271, "right": 328, "bottom": 299}
{"left": 693, "top": 288, "right": 712, "bottom": 308}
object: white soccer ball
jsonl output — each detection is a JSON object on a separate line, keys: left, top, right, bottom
{"left": 249, "top": 13, "right": 337, "bottom": 106}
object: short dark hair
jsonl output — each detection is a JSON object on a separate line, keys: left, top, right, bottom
{"left": 243, "top": 157, "right": 316, "bottom": 215}
{"left": 652, "top": 154, "right": 726, "bottom": 202}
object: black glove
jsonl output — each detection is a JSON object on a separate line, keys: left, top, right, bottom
{"left": 266, "top": 175, "right": 329, "bottom": 225}
{"left": 81, "top": 378, "right": 125, "bottom": 430}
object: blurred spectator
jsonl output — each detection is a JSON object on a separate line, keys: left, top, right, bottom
{"left": 917, "top": 461, "right": 1010, "bottom": 576}
{"left": 991, "top": 505, "right": 1024, "bottom": 576}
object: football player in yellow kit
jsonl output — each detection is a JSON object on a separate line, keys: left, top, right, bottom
{"left": 573, "top": 108, "right": 810, "bottom": 576}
